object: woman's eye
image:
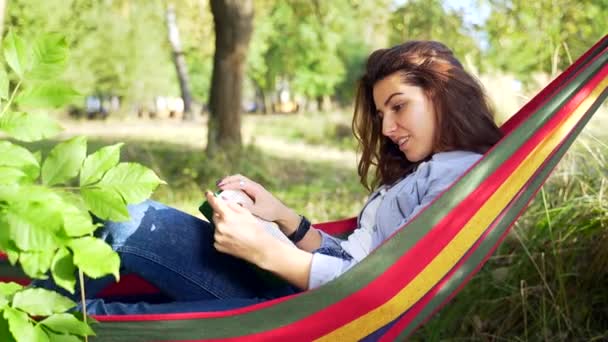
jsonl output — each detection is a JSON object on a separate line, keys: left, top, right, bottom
{"left": 392, "top": 104, "right": 404, "bottom": 112}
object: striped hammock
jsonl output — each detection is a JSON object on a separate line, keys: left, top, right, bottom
{"left": 1, "top": 34, "right": 607, "bottom": 341}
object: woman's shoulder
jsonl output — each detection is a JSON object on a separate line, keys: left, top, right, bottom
{"left": 429, "top": 150, "right": 482, "bottom": 171}
{"left": 411, "top": 150, "right": 482, "bottom": 186}
{"left": 430, "top": 150, "right": 483, "bottom": 164}
{"left": 387, "top": 150, "right": 482, "bottom": 190}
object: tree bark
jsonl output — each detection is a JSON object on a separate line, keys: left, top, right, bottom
{"left": 166, "top": 3, "right": 194, "bottom": 119}
{"left": 207, "top": 0, "right": 253, "bottom": 154}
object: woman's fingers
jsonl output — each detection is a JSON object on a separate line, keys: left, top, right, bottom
{"left": 206, "top": 191, "right": 231, "bottom": 217}
{"left": 217, "top": 174, "right": 259, "bottom": 198}
{"left": 226, "top": 201, "right": 249, "bottom": 214}
{"left": 217, "top": 174, "right": 249, "bottom": 187}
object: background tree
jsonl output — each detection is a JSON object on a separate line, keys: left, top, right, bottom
{"left": 166, "top": 2, "right": 194, "bottom": 119}
{"left": 207, "top": 0, "right": 253, "bottom": 154}
{"left": 388, "top": 0, "right": 482, "bottom": 67}
{"left": 483, "top": 0, "right": 608, "bottom": 81}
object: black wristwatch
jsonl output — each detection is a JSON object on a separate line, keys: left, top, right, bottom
{"left": 287, "top": 215, "right": 311, "bottom": 243}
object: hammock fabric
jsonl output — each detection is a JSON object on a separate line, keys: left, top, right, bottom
{"left": 1, "top": 34, "right": 607, "bottom": 341}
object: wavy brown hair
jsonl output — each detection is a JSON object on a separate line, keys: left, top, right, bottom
{"left": 352, "top": 41, "right": 503, "bottom": 191}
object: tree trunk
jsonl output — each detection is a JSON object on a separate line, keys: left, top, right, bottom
{"left": 166, "top": 3, "right": 194, "bottom": 120}
{"left": 207, "top": 0, "right": 253, "bottom": 154}
{"left": 253, "top": 82, "right": 267, "bottom": 114}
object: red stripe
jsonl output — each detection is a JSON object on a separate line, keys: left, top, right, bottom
{"left": 314, "top": 217, "right": 357, "bottom": 235}
{"left": 0, "top": 277, "right": 30, "bottom": 286}
{"left": 94, "top": 293, "right": 298, "bottom": 322}
{"left": 1, "top": 37, "right": 605, "bottom": 340}
{"left": 91, "top": 63, "right": 608, "bottom": 340}
{"left": 379, "top": 116, "right": 587, "bottom": 341}
{"left": 255, "top": 63, "right": 608, "bottom": 340}
{"left": 500, "top": 35, "right": 608, "bottom": 134}
{"left": 97, "top": 274, "right": 161, "bottom": 297}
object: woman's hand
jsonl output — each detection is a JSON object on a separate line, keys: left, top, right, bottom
{"left": 205, "top": 191, "right": 276, "bottom": 266}
{"left": 217, "top": 174, "right": 300, "bottom": 233}
{"left": 206, "top": 191, "right": 314, "bottom": 290}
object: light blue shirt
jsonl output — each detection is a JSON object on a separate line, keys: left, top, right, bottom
{"left": 308, "top": 150, "right": 482, "bottom": 289}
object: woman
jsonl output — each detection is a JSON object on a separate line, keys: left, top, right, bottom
{"left": 43, "top": 40, "right": 503, "bottom": 314}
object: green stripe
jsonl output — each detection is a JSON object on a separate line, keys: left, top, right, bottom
{"left": 92, "top": 49, "right": 608, "bottom": 340}
{"left": 396, "top": 86, "right": 608, "bottom": 339}
{"left": 338, "top": 39, "right": 608, "bottom": 309}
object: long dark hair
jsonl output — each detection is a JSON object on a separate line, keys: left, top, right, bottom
{"left": 352, "top": 41, "right": 503, "bottom": 191}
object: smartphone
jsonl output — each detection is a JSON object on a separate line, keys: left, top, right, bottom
{"left": 198, "top": 191, "right": 220, "bottom": 225}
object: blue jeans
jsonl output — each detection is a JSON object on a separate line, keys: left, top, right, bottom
{"left": 37, "top": 200, "right": 303, "bottom": 314}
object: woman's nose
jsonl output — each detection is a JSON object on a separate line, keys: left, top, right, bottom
{"left": 382, "top": 115, "right": 396, "bottom": 136}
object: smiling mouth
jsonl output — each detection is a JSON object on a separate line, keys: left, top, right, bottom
{"left": 397, "top": 136, "right": 410, "bottom": 148}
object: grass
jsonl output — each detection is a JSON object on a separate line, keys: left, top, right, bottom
{"left": 410, "top": 128, "right": 608, "bottom": 341}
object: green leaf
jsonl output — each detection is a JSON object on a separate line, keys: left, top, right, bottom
{"left": 51, "top": 248, "right": 76, "bottom": 294}
{"left": 40, "top": 313, "right": 95, "bottom": 337}
{"left": 33, "top": 324, "right": 50, "bottom": 342}
{"left": 41, "top": 136, "right": 87, "bottom": 186}
{"left": 6, "top": 250, "right": 18, "bottom": 265}
{"left": 98, "top": 163, "right": 164, "bottom": 204}
{"left": 55, "top": 191, "right": 97, "bottom": 237}
{"left": 0, "top": 141, "right": 40, "bottom": 181}
{"left": 42, "top": 329, "right": 81, "bottom": 342}
{"left": 68, "top": 237, "right": 120, "bottom": 280}
{"left": 72, "top": 311, "right": 98, "bottom": 325}
{"left": 0, "top": 167, "right": 29, "bottom": 185}
{"left": 19, "top": 250, "right": 54, "bottom": 279}
{"left": 0, "top": 112, "right": 62, "bottom": 142}
{"left": 3, "top": 307, "right": 36, "bottom": 341}
{"left": 0, "top": 312, "right": 16, "bottom": 342}
{"left": 0, "top": 67, "right": 9, "bottom": 100}
{"left": 61, "top": 203, "right": 96, "bottom": 237}
{"left": 81, "top": 188, "right": 129, "bottom": 221}
{"left": 6, "top": 201, "right": 61, "bottom": 251}
{"left": 0, "top": 282, "right": 24, "bottom": 297}
{"left": 80, "top": 143, "right": 123, "bottom": 186}
{"left": 12, "top": 288, "right": 76, "bottom": 316}
{"left": 29, "top": 33, "right": 68, "bottom": 80}
{"left": 33, "top": 151, "right": 42, "bottom": 166}
{"left": 17, "top": 83, "right": 81, "bottom": 109}
{"left": 3, "top": 31, "right": 31, "bottom": 79}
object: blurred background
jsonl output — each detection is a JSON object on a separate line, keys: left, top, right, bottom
{"left": 2, "top": 0, "right": 607, "bottom": 340}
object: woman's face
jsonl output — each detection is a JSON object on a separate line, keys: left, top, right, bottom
{"left": 373, "top": 72, "right": 437, "bottom": 162}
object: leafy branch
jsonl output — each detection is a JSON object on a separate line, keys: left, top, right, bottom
{"left": 0, "top": 31, "right": 164, "bottom": 341}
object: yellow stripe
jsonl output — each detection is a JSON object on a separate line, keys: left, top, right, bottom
{"left": 317, "top": 78, "right": 608, "bottom": 341}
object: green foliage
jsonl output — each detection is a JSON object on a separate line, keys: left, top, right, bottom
{"left": 0, "top": 32, "right": 164, "bottom": 341}
{"left": 247, "top": 0, "right": 393, "bottom": 106}
{"left": 6, "top": 0, "right": 178, "bottom": 105}
{"left": 0, "top": 112, "right": 62, "bottom": 142}
{"left": 389, "top": 0, "right": 481, "bottom": 64}
{"left": 41, "top": 136, "right": 87, "bottom": 186}
{"left": 3, "top": 31, "right": 31, "bottom": 79}
{"left": 483, "top": 0, "right": 608, "bottom": 80}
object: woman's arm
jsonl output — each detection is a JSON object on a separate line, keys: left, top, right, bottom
{"left": 274, "top": 209, "right": 323, "bottom": 252}
{"left": 258, "top": 239, "right": 313, "bottom": 290}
